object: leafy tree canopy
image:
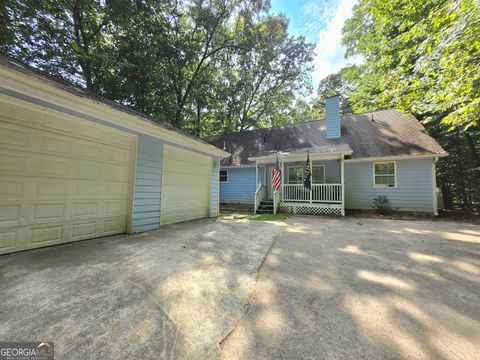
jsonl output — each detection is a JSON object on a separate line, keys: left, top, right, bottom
{"left": 341, "top": 0, "right": 480, "bottom": 130}
{"left": 1, "top": 0, "right": 314, "bottom": 136}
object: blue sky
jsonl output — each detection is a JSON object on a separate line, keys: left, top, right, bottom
{"left": 270, "top": 0, "right": 360, "bottom": 89}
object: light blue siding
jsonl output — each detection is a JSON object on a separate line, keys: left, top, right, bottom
{"left": 326, "top": 96, "right": 340, "bottom": 139}
{"left": 210, "top": 158, "right": 220, "bottom": 216}
{"left": 345, "top": 158, "right": 435, "bottom": 212}
{"left": 220, "top": 167, "right": 257, "bottom": 204}
{"left": 220, "top": 161, "right": 341, "bottom": 204}
{"left": 132, "top": 135, "right": 163, "bottom": 232}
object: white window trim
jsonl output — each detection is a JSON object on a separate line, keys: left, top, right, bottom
{"left": 312, "top": 164, "right": 326, "bottom": 184}
{"left": 287, "top": 166, "right": 303, "bottom": 184}
{"left": 373, "top": 161, "right": 397, "bottom": 188}
{"left": 220, "top": 169, "right": 228, "bottom": 183}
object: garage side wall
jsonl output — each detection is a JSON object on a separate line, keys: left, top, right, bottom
{"left": 344, "top": 158, "right": 435, "bottom": 213}
{"left": 132, "top": 135, "right": 163, "bottom": 232}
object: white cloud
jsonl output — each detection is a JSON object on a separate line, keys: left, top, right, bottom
{"left": 312, "top": 0, "right": 360, "bottom": 87}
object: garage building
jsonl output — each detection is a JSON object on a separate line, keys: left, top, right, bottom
{"left": 0, "top": 55, "right": 227, "bottom": 255}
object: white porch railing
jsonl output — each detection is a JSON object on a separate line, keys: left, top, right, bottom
{"left": 273, "top": 189, "right": 281, "bottom": 214}
{"left": 254, "top": 184, "right": 265, "bottom": 214}
{"left": 282, "top": 184, "right": 342, "bottom": 204}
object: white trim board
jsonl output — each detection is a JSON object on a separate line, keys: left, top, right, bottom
{"left": 220, "top": 165, "right": 256, "bottom": 169}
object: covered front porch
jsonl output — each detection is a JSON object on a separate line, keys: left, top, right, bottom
{"left": 252, "top": 151, "right": 348, "bottom": 216}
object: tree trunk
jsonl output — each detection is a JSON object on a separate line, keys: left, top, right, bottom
{"left": 441, "top": 183, "right": 454, "bottom": 209}
{"left": 455, "top": 133, "right": 469, "bottom": 207}
{"left": 72, "top": 0, "right": 94, "bottom": 90}
{"left": 465, "top": 132, "right": 480, "bottom": 168}
{"left": 195, "top": 100, "right": 202, "bottom": 137}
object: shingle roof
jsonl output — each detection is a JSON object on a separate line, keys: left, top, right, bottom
{"left": 209, "top": 109, "right": 447, "bottom": 166}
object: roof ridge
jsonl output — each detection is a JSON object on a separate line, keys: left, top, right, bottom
{"left": 213, "top": 108, "right": 396, "bottom": 138}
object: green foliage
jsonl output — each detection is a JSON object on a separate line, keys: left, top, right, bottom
{"left": 309, "top": 0, "right": 480, "bottom": 208}
{"left": 372, "top": 195, "right": 395, "bottom": 214}
{"left": 0, "top": 0, "right": 314, "bottom": 137}
{"left": 342, "top": 0, "right": 480, "bottom": 130}
{"left": 312, "top": 67, "right": 356, "bottom": 118}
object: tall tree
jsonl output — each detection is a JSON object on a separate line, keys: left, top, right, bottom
{"left": 2, "top": 0, "right": 113, "bottom": 90}
{"left": 213, "top": 14, "right": 314, "bottom": 132}
{"left": 1, "top": 0, "right": 313, "bottom": 135}
{"left": 342, "top": 0, "right": 480, "bottom": 130}
{"left": 339, "top": 0, "right": 480, "bottom": 208}
{"left": 312, "top": 67, "right": 356, "bottom": 118}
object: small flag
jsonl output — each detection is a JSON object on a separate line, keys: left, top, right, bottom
{"left": 272, "top": 156, "right": 282, "bottom": 190}
{"left": 304, "top": 151, "right": 311, "bottom": 190}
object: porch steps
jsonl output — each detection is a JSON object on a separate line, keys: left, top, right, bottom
{"left": 257, "top": 200, "right": 274, "bottom": 214}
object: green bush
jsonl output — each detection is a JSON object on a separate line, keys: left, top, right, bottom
{"left": 372, "top": 195, "right": 395, "bottom": 214}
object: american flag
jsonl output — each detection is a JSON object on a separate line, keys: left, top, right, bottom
{"left": 272, "top": 156, "right": 282, "bottom": 190}
{"left": 303, "top": 151, "right": 311, "bottom": 190}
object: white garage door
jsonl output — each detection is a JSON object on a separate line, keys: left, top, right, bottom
{"left": 0, "top": 99, "right": 136, "bottom": 255}
{"left": 161, "top": 144, "right": 211, "bottom": 225}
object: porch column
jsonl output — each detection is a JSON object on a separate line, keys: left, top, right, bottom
{"left": 281, "top": 160, "right": 285, "bottom": 199}
{"left": 341, "top": 155, "right": 345, "bottom": 216}
{"left": 255, "top": 162, "right": 258, "bottom": 187}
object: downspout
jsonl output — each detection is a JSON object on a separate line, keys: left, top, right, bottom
{"left": 254, "top": 162, "right": 258, "bottom": 214}
{"left": 341, "top": 153, "right": 345, "bottom": 216}
{"left": 432, "top": 156, "right": 439, "bottom": 216}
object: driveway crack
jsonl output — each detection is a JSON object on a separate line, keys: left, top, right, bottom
{"left": 218, "top": 222, "right": 285, "bottom": 357}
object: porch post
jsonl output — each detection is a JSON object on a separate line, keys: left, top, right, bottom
{"left": 255, "top": 162, "right": 258, "bottom": 187}
{"left": 341, "top": 155, "right": 345, "bottom": 216}
{"left": 281, "top": 160, "right": 285, "bottom": 200}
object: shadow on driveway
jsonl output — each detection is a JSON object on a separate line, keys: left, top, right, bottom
{"left": 221, "top": 216, "right": 480, "bottom": 360}
{"left": 0, "top": 218, "right": 285, "bottom": 359}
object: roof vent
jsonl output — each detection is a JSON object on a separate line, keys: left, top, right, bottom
{"left": 371, "top": 114, "right": 375, "bottom": 122}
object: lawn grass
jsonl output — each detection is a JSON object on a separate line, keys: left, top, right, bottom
{"left": 219, "top": 212, "right": 290, "bottom": 222}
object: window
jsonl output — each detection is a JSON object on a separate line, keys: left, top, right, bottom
{"left": 312, "top": 165, "right": 325, "bottom": 184}
{"left": 288, "top": 166, "right": 303, "bottom": 184}
{"left": 374, "top": 162, "right": 396, "bottom": 187}
{"left": 220, "top": 170, "right": 228, "bottom": 182}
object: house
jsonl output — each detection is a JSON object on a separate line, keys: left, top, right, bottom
{"left": 0, "top": 55, "right": 228, "bottom": 255}
{"left": 210, "top": 96, "right": 447, "bottom": 216}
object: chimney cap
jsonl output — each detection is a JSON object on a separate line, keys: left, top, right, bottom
{"left": 325, "top": 94, "right": 340, "bottom": 99}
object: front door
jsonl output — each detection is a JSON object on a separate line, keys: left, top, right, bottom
{"left": 265, "top": 166, "right": 274, "bottom": 200}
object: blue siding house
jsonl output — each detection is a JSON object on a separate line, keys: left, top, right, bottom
{"left": 211, "top": 96, "right": 447, "bottom": 215}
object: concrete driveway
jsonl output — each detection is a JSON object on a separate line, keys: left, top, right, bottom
{"left": 0, "top": 218, "right": 285, "bottom": 359}
{"left": 222, "top": 217, "right": 480, "bottom": 360}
